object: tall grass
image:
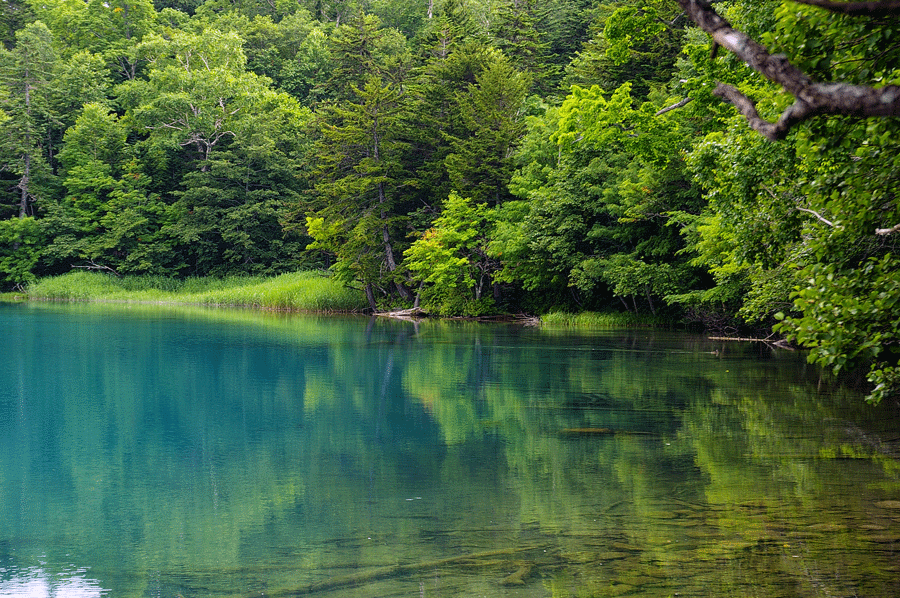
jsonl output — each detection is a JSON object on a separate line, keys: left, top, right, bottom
{"left": 0, "top": 292, "right": 27, "bottom": 303}
{"left": 540, "top": 310, "right": 665, "bottom": 328}
{"left": 27, "top": 271, "right": 368, "bottom": 312}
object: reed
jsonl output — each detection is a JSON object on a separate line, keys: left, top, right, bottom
{"left": 26, "top": 271, "right": 368, "bottom": 312}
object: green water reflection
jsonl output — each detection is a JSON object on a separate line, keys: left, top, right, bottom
{"left": 0, "top": 303, "right": 898, "bottom": 597}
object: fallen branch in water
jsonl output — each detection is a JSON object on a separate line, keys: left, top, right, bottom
{"left": 376, "top": 307, "right": 426, "bottom": 320}
{"left": 708, "top": 336, "right": 794, "bottom": 349}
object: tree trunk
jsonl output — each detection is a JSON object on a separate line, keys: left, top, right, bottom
{"left": 18, "top": 153, "right": 30, "bottom": 219}
{"left": 414, "top": 281, "right": 423, "bottom": 308}
{"left": 645, "top": 285, "right": 656, "bottom": 316}
{"left": 381, "top": 221, "right": 397, "bottom": 272}
{"left": 379, "top": 182, "right": 411, "bottom": 300}
{"left": 365, "top": 283, "right": 377, "bottom": 312}
{"left": 19, "top": 74, "right": 32, "bottom": 219}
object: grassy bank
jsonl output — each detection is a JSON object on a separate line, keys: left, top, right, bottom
{"left": 16, "top": 272, "right": 673, "bottom": 327}
{"left": 24, "top": 271, "right": 369, "bottom": 312}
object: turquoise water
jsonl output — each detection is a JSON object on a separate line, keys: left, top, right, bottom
{"left": 1, "top": 302, "right": 898, "bottom": 598}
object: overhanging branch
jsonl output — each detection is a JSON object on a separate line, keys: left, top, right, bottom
{"left": 676, "top": 0, "right": 900, "bottom": 140}
{"left": 790, "top": 0, "right": 900, "bottom": 16}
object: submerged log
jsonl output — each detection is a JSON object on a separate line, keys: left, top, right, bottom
{"left": 559, "top": 427, "right": 614, "bottom": 436}
{"left": 559, "top": 428, "right": 655, "bottom": 437}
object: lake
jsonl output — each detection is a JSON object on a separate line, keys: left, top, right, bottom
{"left": 1, "top": 302, "right": 898, "bottom": 598}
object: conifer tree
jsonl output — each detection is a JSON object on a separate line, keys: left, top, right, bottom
{"left": 444, "top": 53, "right": 530, "bottom": 206}
{"left": 490, "top": 0, "right": 556, "bottom": 92}
{"left": 307, "top": 76, "right": 414, "bottom": 308}
{"left": 0, "top": 21, "right": 57, "bottom": 219}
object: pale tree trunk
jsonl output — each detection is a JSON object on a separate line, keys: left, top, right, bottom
{"left": 18, "top": 71, "right": 32, "bottom": 219}
{"left": 18, "top": 153, "right": 29, "bottom": 218}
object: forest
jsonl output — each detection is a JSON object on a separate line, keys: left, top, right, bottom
{"left": 0, "top": 0, "right": 898, "bottom": 402}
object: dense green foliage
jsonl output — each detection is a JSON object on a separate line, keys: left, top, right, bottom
{"left": 0, "top": 0, "right": 897, "bottom": 401}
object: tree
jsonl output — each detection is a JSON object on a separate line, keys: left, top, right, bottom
{"left": 0, "top": 0, "right": 32, "bottom": 50}
{"left": 120, "top": 28, "right": 256, "bottom": 169}
{"left": 0, "top": 21, "right": 57, "bottom": 219}
{"left": 279, "top": 25, "right": 332, "bottom": 105}
{"left": 444, "top": 52, "right": 530, "bottom": 205}
{"left": 496, "top": 81, "right": 702, "bottom": 312}
{"left": 369, "top": 0, "right": 430, "bottom": 39}
{"left": 672, "top": 122, "right": 804, "bottom": 328}
{"left": 166, "top": 89, "right": 312, "bottom": 276}
{"left": 490, "top": 0, "right": 556, "bottom": 92}
{"left": 49, "top": 103, "right": 126, "bottom": 266}
{"left": 775, "top": 254, "right": 900, "bottom": 405}
{"left": 195, "top": 9, "right": 327, "bottom": 101}
{"left": 404, "top": 192, "right": 498, "bottom": 314}
{"left": 404, "top": 36, "right": 498, "bottom": 212}
{"left": 119, "top": 26, "right": 312, "bottom": 275}
{"left": 42, "top": 103, "right": 178, "bottom": 275}
{"left": 31, "top": 0, "right": 157, "bottom": 81}
{"left": 306, "top": 76, "right": 414, "bottom": 308}
{"left": 563, "top": 1, "right": 685, "bottom": 100}
{"left": 324, "top": 11, "right": 410, "bottom": 100}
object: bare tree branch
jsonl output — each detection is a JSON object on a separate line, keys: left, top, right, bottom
{"left": 796, "top": 206, "right": 842, "bottom": 228}
{"left": 714, "top": 83, "right": 817, "bottom": 139}
{"left": 74, "top": 260, "right": 121, "bottom": 277}
{"left": 790, "top": 0, "right": 900, "bottom": 16}
{"left": 875, "top": 222, "right": 900, "bottom": 235}
{"left": 676, "top": 0, "right": 900, "bottom": 140}
{"left": 655, "top": 97, "right": 693, "bottom": 116}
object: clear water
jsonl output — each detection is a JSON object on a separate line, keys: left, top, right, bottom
{"left": 1, "top": 302, "right": 898, "bottom": 598}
